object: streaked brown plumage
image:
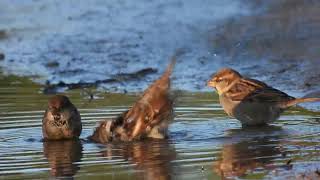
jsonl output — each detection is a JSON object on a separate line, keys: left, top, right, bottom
{"left": 89, "top": 55, "right": 178, "bottom": 143}
{"left": 42, "top": 95, "right": 82, "bottom": 140}
{"left": 207, "top": 68, "right": 320, "bottom": 126}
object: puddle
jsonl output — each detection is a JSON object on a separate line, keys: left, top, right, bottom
{"left": 0, "top": 75, "right": 319, "bottom": 179}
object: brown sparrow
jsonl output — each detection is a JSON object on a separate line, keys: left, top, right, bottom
{"left": 89, "top": 57, "right": 177, "bottom": 143}
{"left": 207, "top": 68, "right": 320, "bottom": 126}
{"left": 42, "top": 95, "right": 82, "bottom": 140}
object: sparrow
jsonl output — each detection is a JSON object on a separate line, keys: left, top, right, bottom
{"left": 89, "top": 54, "right": 178, "bottom": 143}
{"left": 42, "top": 95, "right": 82, "bottom": 140}
{"left": 207, "top": 68, "right": 320, "bottom": 126}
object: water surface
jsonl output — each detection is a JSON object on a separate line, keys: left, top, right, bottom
{"left": 0, "top": 75, "right": 320, "bottom": 180}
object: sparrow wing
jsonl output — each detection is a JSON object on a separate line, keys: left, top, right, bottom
{"left": 225, "top": 78, "right": 268, "bottom": 101}
{"left": 122, "top": 54, "right": 177, "bottom": 138}
{"left": 225, "top": 77, "right": 294, "bottom": 103}
{"left": 244, "top": 86, "right": 295, "bottom": 103}
{"left": 229, "top": 77, "right": 295, "bottom": 103}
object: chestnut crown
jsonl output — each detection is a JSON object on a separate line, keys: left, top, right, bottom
{"left": 207, "top": 68, "right": 242, "bottom": 94}
{"left": 48, "top": 95, "right": 72, "bottom": 110}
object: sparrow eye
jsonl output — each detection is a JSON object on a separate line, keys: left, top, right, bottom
{"left": 216, "top": 78, "right": 224, "bottom": 82}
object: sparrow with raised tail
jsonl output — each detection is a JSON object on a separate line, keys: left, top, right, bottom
{"left": 42, "top": 95, "right": 82, "bottom": 140}
{"left": 89, "top": 54, "right": 178, "bottom": 143}
{"left": 207, "top": 68, "right": 320, "bottom": 126}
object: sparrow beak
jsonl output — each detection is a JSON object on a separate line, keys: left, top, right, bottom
{"left": 207, "top": 79, "right": 216, "bottom": 88}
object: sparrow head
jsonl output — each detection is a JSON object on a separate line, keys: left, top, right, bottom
{"left": 47, "top": 95, "right": 73, "bottom": 122}
{"left": 90, "top": 120, "right": 114, "bottom": 143}
{"left": 48, "top": 95, "right": 72, "bottom": 111}
{"left": 207, "top": 68, "right": 242, "bottom": 94}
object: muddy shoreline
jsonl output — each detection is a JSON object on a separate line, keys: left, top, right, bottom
{"left": 0, "top": 0, "right": 319, "bottom": 98}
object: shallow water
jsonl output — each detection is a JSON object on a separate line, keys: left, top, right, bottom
{"left": 0, "top": 75, "right": 320, "bottom": 180}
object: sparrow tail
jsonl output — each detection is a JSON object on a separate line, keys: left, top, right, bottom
{"left": 282, "top": 98, "right": 320, "bottom": 108}
{"left": 161, "top": 49, "right": 185, "bottom": 79}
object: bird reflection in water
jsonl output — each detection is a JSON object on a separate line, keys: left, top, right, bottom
{"left": 43, "top": 139, "right": 83, "bottom": 179}
{"left": 99, "top": 139, "right": 176, "bottom": 180}
{"left": 214, "top": 126, "right": 289, "bottom": 178}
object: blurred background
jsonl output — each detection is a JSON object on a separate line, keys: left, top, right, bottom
{"left": 0, "top": 0, "right": 319, "bottom": 95}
